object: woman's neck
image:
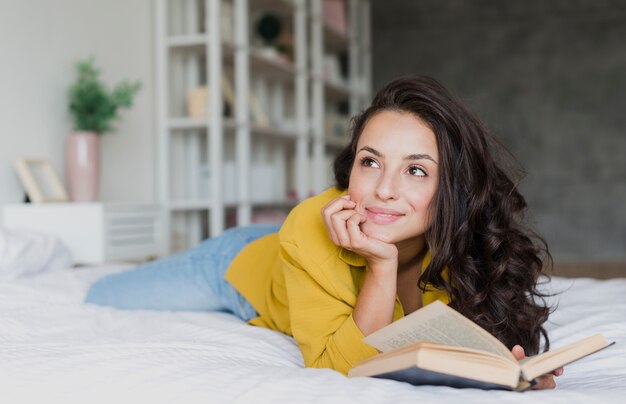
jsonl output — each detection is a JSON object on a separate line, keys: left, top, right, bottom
{"left": 396, "top": 236, "right": 427, "bottom": 273}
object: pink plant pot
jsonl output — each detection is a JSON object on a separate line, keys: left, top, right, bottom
{"left": 66, "top": 132, "right": 100, "bottom": 202}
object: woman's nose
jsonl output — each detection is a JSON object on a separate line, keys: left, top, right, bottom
{"left": 375, "top": 172, "right": 399, "bottom": 200}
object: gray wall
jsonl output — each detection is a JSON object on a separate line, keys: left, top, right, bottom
{"left": 372, "top": 0, "right": 626, "bottom": 261}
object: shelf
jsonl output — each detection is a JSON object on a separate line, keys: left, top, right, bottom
{"left": 250, "top": 123, "right": 298, "bottom": 141}
{"left": 157, "top": 0, "right": 370, "bottom": 252}
{"left": 251, "top": 199, "right": 298, "bottom": 209}
{"left": 324, "top": 79, "right": 352, "bottom": 101}
{"left": 170, "top": 199, "right": 297, "bottom": 212}
{"left": 325, "top": 136, "right": 349, "bottom": 150}
{"left": 168, "top": 117, "right": 237, "bottom": 131}
{"left": 168, "top": 117, "right": 209, "bottom": 130}
{"left": 223, "top": 42, "right": 297, "bottom": 81}
{"left": 167, "top": 39, "right": 297, "bottom": 81}
{"left": 252, "top": 0, "right": 294, "bottom": 16}
{"left": 168, "top": 117, "right": 298, "bottom": 141}
{"left": 249, "top": 48, "right": 297, "bottom": 80}
{"left": 169, "top": 200, "right": 212, "bottom": 211}
{"left": 167, "top": 34, "right": 208, "bottom": 48}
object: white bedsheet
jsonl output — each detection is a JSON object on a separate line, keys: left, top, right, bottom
{"left": 0, "top": 265, "right": 625, "bottom": 404}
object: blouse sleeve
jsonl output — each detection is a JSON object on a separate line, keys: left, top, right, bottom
{"left": 280, "top": 240, "right": 378, "bottom": 375}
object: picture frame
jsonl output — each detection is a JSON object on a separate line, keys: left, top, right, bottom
{"left": 14, "top": 158, "right": 69, "bottom": 203}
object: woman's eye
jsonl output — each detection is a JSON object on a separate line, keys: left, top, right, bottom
{"left": 408, "top": 165, "right": 426, "bottom": 177}
{"left": 360, "top": 157, "right": 379, "bottom": 168}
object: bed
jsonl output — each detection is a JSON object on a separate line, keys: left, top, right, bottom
{"left": 1, "top": 264, "right": 625, "bottom": 404}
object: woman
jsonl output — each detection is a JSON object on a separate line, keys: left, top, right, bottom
{"left": 87, "top": 76, "right": 560, "bottom": 388}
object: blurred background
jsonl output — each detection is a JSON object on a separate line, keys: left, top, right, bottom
{"left": 0, "top": 0, "right": 624, "bottom": 275}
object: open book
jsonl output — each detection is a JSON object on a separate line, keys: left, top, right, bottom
{"left": 348, "top": 301, "right": 613, "bottom": 391}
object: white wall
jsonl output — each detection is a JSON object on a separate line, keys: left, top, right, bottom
{"left": 0, "top": 0, "right": 155, "bottom": 213}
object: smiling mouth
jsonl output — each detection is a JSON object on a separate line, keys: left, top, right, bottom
{"left": 365, "top": 208, "right": 404, "bottom": 225}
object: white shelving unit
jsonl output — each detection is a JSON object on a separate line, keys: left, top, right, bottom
{"left": 309, "top": 0, "right": 372, "bottom": 194}
{"left": 155, "top": 0, "right": 370, "bottom": 254}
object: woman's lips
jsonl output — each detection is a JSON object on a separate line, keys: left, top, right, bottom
{"left": 365, "top": 207, "right": 404, "bottom": 225}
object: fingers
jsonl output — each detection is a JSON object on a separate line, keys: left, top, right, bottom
{"left": 532, "top": 374, "right": 557, "bottom": 390}
{"left": 345, "top": 211, "right": 367, "bottom": 248}
{"left": 511, "top": 345, "right": 525, "bottom": 361}
{"left": 321, "top": 196, "right": 357, "bottom": 246}
{"left": 332, "top": 210, "right": 362, "bottom": 248}
{"left": 511, "top": 344, "right": 560, "bottom": 390}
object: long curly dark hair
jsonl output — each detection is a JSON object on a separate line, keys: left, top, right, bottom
{"left": 334, "top": 75, "right": 552, "bottom": 354}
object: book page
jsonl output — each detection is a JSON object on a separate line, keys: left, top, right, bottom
{"left": 520, "top": 334, "right": 612, "bottom": 381}
{"left": 363, "top": 301, "right": 515, "bottom": 360}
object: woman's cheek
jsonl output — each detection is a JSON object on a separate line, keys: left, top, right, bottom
{"left": 360, "top": 223, "right": 393, "bottom": 243}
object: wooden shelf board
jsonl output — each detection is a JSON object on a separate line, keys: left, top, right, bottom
{"left": 167, "top": 34, "right": 207, "bottom": 48}
{"left": 252, "top": 0, "right": 294, "bottom": 16}
{"left": 325, "top": 136, "right": 349, "bottom": 149}
{"left": 250, "top": 124, "right": 298, "bottom": 141}
{"left": 251, "top": 199, "right": 299, "bottom": 209}
{"left": 169, "top": 200, "right": 212, "bottom": 211}
{"left": 324, "top": 80, "right": 352, "bottom": 100}
{"left": 168, "top": 117, "right": 237, "bottom": 131}
{"left": 223, "top": 41, "right": 296, "bottom": 81}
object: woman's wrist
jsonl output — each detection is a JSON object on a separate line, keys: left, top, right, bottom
{"left": 367, "top": 256, "right": 398, "bottom": 277}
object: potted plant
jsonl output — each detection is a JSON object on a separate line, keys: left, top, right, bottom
{"left": 66, "top": 58, "right": 141, "bottom": 201}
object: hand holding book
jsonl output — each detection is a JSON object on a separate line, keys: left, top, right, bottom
{"left": 348, "top": 301, "right": 613, "bottom": 391}
{"left": 511, "top": 344, "right": 562, "bottom": 389}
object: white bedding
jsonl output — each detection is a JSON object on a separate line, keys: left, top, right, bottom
{"left": 1, "top": 265, "right": 625, "bottom": 404}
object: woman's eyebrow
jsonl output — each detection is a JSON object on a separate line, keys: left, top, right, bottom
{"left": 357, "top": 146, "right": 381, "bottom": 157}
{"left": 406, "top": 154, "right": 438, "bottom": 165}
{"left": 357, "top": 146, "right": 438, "bottom": 165}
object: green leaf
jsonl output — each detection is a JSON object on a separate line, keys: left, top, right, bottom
{"left": 68, "top": 58, "right": 142, "bottom": 134}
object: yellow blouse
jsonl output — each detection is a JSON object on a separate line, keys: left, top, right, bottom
{"left": 225, "top": 187, "right": 449, "bottom": 375}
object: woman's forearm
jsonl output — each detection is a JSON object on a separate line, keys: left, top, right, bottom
{"left": 352, "top": 261, "right": 398, "bottom": 336}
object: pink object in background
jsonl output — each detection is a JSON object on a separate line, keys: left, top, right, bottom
{"left": 323, "top": 0, "right": 347, "bottom": 36}
{"left": 65, "top": 132, "right": 100, "bottom": 202}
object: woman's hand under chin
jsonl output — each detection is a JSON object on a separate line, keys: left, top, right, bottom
{"left": 321, "top": 195, "right": 398, "bottom": 268}
{"left": 511, "top": 345, "right": 563, "bottom": 390}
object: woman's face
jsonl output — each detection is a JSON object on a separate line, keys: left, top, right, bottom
{"left": 348, "top": 110, "right": 439, "bottom": 246}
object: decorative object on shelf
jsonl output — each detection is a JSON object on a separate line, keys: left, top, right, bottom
{"left": 257, "top": 13, "right": 282, "bottom": 42}
{"left": 13, "top": 158, "right": 69, "bottom": 203}
{"left": 67, "top": 58, "right": 141, "bottom": 202}
{"left": 187, "top": 86, "right": 208, "bottom": 118}
{"left": 248, "top": 88, "right": 271, "bottom": 127}
{"left": 186, "top": 75, "right": 237, "bottom": 119}
{"left": 323, "top": 0, "right": 347, "bottom": 36}
{"left": 252, "top": 12, "right": 292, "bottom": 63}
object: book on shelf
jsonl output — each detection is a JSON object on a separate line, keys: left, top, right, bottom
{"left": 248, "top": 88, "right": 270, "bottom": 127}
{"left": 185, "top": 75, "right": 237, "bottom": 119}
{"left": 348, "top": 301, "right": 614, "bottom": 391}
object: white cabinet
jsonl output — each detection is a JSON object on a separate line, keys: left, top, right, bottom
{"left": 155, "top": 0, "right": 371, "bottom": 253}
{"left": 2, "top": 203, "right": 162, "bottom": 264}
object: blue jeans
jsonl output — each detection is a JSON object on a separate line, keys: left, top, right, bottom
{"left": 85, "top": 224, "right": 280, "bottom": 321}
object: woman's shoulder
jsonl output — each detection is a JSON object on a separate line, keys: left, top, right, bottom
{"left": 292, "top": 187, "right": 346, "bottom": 217}
{"left": 279, "top": 187, "right": 346, "bottom": 249}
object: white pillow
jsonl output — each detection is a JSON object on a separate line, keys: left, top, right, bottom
{"left": 0, "top": 227, "right": 73, "bottom": 280}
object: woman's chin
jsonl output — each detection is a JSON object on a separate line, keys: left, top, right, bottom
{"left": 361, "top": 225, "right": 395, "bottom": 244}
